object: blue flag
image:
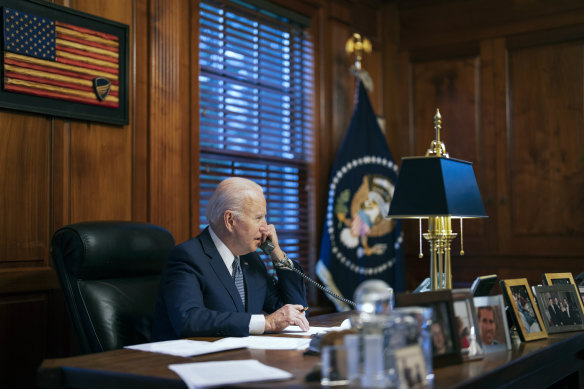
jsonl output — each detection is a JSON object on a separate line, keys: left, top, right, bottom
{"left": 316, "top": 82, "right": 404, "bottom": 311}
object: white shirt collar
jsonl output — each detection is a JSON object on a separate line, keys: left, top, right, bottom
{"left": 208, "top": 225, "right": 237, "bottom": 276}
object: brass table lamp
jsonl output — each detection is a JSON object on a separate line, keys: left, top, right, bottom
{"left": 387, "top": 110, "right": 487, "bottom": 290}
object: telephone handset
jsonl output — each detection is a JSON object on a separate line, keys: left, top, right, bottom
{"left": 260, "top": 238, "right": 356, "bottom": 308}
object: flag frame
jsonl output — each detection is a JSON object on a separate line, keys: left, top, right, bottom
{"left": 0, "top": 0, "right": 128, "bottom": 125}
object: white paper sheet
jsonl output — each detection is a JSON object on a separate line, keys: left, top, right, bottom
{"left": 168, "top": 359, "right": 293, "bottom": 389}
{"left": 280, "top": 325, "right": 340, "bottom": 335}
{"left": 215, "top": 336, "right": 311, "bottom": 350}
{"left": 125, "top": 338, "right": 248, "bottom": 357}
{"left": 281, "top": 318, "right": 352, "bottom": 335}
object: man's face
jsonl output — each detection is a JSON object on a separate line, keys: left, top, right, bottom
{"left": 231, "top": 192, "right": 268, "bottom": 255}
{"left": 479, "top": 308, "right": 496, "bottom": 345}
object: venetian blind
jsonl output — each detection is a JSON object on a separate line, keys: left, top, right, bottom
{"left": 198, "top": 0, "right": 314, "bottom": 273}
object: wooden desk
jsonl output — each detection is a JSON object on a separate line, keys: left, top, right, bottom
{"left": 38, "top": 311, "right": 584, "bottom": 388}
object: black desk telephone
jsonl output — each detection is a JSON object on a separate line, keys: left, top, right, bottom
{"left": 259, "top": 238, "right": 356, "bottom": 308}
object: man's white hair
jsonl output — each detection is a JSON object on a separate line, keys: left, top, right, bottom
{"left": 205, "top": 177, "right": 263, "bottom": 228}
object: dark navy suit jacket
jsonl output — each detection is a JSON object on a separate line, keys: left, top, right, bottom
{"left": 152, "top": 227, "right": 307, "bottom": 340}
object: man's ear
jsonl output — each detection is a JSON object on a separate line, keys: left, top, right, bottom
{"left": 224, "top": 210, "right": 235, "bottom": 232}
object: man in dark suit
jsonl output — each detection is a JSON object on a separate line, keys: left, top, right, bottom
{"left": 547, "top": 297, "right": 559, "bottom": 326}
{"left": 152, "top": 177, "right": 309, "bottom": 340}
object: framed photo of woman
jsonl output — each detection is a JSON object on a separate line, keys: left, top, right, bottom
{"left": 395, "top": 290, "right": 462, "bottom": 368}
{"left": 500, "top": 278, "right": 547, "bottom": 342}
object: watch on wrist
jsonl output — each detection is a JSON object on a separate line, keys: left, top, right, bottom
{"left": 273, "top": 253, "right": 294, "bottom": 269}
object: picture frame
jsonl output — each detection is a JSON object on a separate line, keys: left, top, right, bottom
{"left": 473, "top": 295, "right": 512, "bottom": 352}
{"left": 500, "top": 278, "right": 547, "bottom": 342}
{"left": 394, "top": 344, "right": 428, "bottom": 388}
{"left": 542, "top": 272, "right": 576, "bottom": 287}
{"left": 542, "top": 272, "right": 584, "bottom": 316}
{"left": 532, "top": 285, "right": 584, "bottom": 334}
{"left": 395, "top": 290, "right": 462, "bottom": 368}
{"left": 451, "top": 289, "right": 483, "bottom": 360}
{"left": 0, "top": 0, "right": 129, "bottom": 125}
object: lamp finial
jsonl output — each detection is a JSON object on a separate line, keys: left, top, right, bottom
{"left": 426, "top": 108, "right": 449, "bottom": 158}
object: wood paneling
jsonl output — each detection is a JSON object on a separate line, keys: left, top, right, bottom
{"left": 398, "top": 0, "right": 584, "bottom": 51}
{"left": 149, "top": 0, "right": 193, "bottom": 243}
{"left": 0, "top": 112, "right": 51, "bottom": 267}
{"left": 0, "top": 294, "right": 51, "bottom": 389}
{"left": 505, "top": 41, "right": 584, "bottom": 251}
{"left": 65, "top": 0, "right": 134, "bottom": 224}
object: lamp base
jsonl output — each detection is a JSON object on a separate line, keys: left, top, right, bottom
{"left": 423, "top": 216, "right": 457, "bottom": 290}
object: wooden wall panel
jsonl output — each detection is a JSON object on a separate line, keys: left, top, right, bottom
{"left": 64, "top": 0, "right": 134, "bottom": 224}
{"left": 409, "top": 56, "right": 487, "bottom": 241}
{"left": 0, "top": 112, "right": 51, "bottom": 267}
{"left": 67, "top": 124, "right": 132, "bottom": 222}
{"left": 506, "top": 41, "right": 584, "bottom": 251}
{"left": 149, "top": 0, "right": 192, "bottom": 243}
{"left": 0, "top": 294, "right": 50, "bottom": 389}
{"left": 398, "top": 0, "right": 584, "bottom": 51}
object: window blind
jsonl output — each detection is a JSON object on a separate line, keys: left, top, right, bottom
{"left": 198, "top": 0, "right": 314, "bottom": 273}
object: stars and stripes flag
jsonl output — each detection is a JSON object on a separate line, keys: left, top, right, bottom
{"left": 2, "top": 7, "right": 119, "bottom": 108}
{"left": 316, "top": 82, "right": 405, "bottom": 311}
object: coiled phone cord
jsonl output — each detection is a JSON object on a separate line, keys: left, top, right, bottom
{"left": 276, "top": 262, "right": 356, "bottom": 309}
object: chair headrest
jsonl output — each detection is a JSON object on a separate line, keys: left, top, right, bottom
{"left": 51, "top": 221, "right": 175, "bottom": 280}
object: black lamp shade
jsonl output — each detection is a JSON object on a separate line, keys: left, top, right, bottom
{"left": 387, "top": 157, "right": 487, "bottom": 218}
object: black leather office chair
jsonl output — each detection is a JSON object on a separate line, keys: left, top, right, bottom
{"left": 51, "top": 221, "right": 175, "bottom": 354}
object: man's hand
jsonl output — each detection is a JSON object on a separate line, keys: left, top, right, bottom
{"left": 265, "top": 304, "right": 310, "bottom": 332}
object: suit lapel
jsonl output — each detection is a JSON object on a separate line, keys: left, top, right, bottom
{"left": 199, "top": 228, "right": 245, "bottom": 312}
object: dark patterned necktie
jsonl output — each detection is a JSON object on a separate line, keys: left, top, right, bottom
{"left": 232, "top": 256, "right": 245, "bottom": 307}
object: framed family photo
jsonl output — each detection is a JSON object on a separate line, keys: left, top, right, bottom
{"left": 473, "top": 295, "right": 512, "bottom": 353}
{"left": 451, "top": 289, "right": 483, "bottom": 360}
{"left": 395, "top": 290, "right": 462, "bottom": 368}
{"left": 543, "top": 272, "right": 584, "bottom": 316}
{"left": 533, "top": 285, "right": 584, "bottom": 334}
{"left": 500, "top": 278, "right": 547, "bottom": 342}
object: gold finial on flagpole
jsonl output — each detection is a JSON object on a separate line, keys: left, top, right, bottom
{"left": 346, "top": 33, "right": 373, "bottom": 92}
{"left": 345, "top": 33, "right": 372, "bottom": 70}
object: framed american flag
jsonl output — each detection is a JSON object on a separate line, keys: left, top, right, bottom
{"left": 0, "top": 0, "right": 128, "bottom": 125}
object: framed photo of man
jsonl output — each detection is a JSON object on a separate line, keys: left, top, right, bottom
{"left": 533, "top": 285, "right": 584, "bottom": 334}
{"left": 473, "top": 295, "right": 511, "bottom": 353}
{"left": 500, "top": 278, "right": 547, "bottom": 342}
